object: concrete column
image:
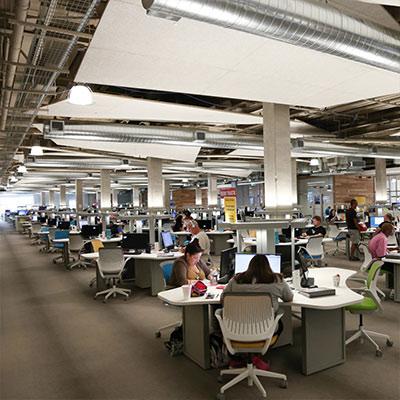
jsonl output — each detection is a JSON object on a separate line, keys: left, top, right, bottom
{"left": 75, "top": 179, "right": 83, "bottom": 211}
{"left": 147, "top": 157, "right": 163, "bottom": 208}
{"left": 375, "top": 158, "right": 387, "bottom": 203}
{"left": 48, "top": 190, "right": 55, "bottom": 208}
{"left": 132, "top": 187, "right": 140, "bottom": 207}
{"left": 263, "top": 103, "right": 292, "bottom": 211}
{"left": 112, "top": 189, "right": 119, "bottom": 207}
{"left": 59, "top": 185, "right": 67, "bottom": 208}
{"left": 40, "top": 191, "right": 47, "bottom": 206}
{"left": 207, "top": 175, "right": 218, "bottom": 206}
{"left": 100, "top": 170, "right": 112, "bottom": 210}
{"left": 195, "top": 188, "right": 202, "bottom": 206}
{"left": 291, "top": 159, "right": 298, "bottom": 206}
{"left": 163, "top": 179, "right": 170, "bottom": 209}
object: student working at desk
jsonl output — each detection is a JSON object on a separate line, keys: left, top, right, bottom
{"left": 168, "top": 239, "right": 212, "bottom": 287}
{"left": 369, "top": 222, "right": 397, "bottom": 295}
{"left": 300, "top": 216, "right": 326, "bottom": 238}
{"left": 187, "top": 221, "right": 211, "bottom": 264}
{"left": 222, "top": 254, "right": 294, "bottom": 370}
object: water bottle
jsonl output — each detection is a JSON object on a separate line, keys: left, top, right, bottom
{"left": 274, "top": 230, "right": 280, "bottom": 245}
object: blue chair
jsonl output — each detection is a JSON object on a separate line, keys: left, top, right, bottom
{"left": 52, "top": 230, "right": 69, "bottom": 264}
{"left": 155, "top": 261, "right": 181, "bottom": 338}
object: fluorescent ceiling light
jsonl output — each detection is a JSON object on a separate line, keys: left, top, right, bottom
{"left": 68, "top": 85, "right": 94, "bottom": 106}
{"left": 17, "top": 165, "right": 27, "bottom": 173}
{"left": 390, "top": 132, "right": 400, "bottom": 137}
{"left": 30, "top": 145, "right": 44, "bottom": 156}
{"left": 309, "top": 158, "right": 320, "bottom": 166}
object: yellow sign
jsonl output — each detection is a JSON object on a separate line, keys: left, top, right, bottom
{"left": 224, "top": 196, "right": 237, "bottom": 223}
{"left": 354, "top": 196, "right": 366, "bottom": 206}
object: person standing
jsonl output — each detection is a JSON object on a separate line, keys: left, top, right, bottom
{"left": 346, "top": 199, "right": 361, "bottom": 261}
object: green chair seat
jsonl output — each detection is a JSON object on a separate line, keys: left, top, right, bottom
{"left": 346, "top": 297, "right": 377, "bottom": 313}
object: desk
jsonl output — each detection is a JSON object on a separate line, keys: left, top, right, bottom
{"left": 98, "top": 236, "right": 122, "bottom": 248}
{"left": 158, "top": 267, "right": 363, "bottom": 375}
{"left": 206, "top": 231, "right": 234, "bottom": 255}
{"left": 381, "top": 256, "right": 400, "bottom": 302}
{"left": 52, "top": 238, "right": 70, "bottom": 269}
{"left": 82, "top": 251, "right": 182, "bottom": 295}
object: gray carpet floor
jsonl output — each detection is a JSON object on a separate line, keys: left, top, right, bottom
{"left": 1, "top": 222, "right": 399, "bottom": 400}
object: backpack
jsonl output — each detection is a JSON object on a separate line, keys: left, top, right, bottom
{"left": 164, "top": 326, "right": 183, "bottom": 356}
{"left": 210, "top": 333, "right": 229, "bottom": 369}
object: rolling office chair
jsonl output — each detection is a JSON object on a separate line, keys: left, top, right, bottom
{"left": 30, "top": 223, "right": 42, "bottom": 245}
{"left": 68, "top": 234, "right": 91, "bottom": 270}
{"left": 215, "top": 293, "right": 287, "bottom": 399}
{"left": 345, "top": 260, "right": 393, "bottom": 357}
{"left": 297, "top": 236, "right": 325, "bottom": 267}
{"left": 155, "top": 261, "right": 182, "bottom": 338}
{"left": 327, "top": 224, "right": 347, "bottom": 255}
{"left": 94, "top": 248, "right": 131, "bottom": 303}
{"left": 51, "top": 230, "right": 70, "bottom": 264}
{"left": 88, "top": 239, "right": 105, "bottom": 288}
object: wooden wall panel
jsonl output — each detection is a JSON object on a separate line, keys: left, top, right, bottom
{"left": 333, "top": 175, "right": 375, "bottom": 206}
{"left": 172, "top": 189, "right": 196, "bottom": 209}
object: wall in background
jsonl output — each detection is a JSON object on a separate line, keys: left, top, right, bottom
{"left": 333, "top": 175, "right": 375, "bottom": 206}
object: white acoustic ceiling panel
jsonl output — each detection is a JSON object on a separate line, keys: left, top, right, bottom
{"left": 39, "top": 92, "right": 262, "bottom": 125}
{"left": 51, "top": 138, "right": 201, "bottom": 163}
{"left": 76, "top": 0, "right": 400, "bottom": 108}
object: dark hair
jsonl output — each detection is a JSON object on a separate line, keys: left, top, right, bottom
{"left": 184, "top": 238, "right": 203, "bottom": 256}
{"left": 172, "top": 215, "right": 183, "bottom": 231}
{"left": 381, "top": 222, "right": 394, "bottom": 235}
{"left": 312, "top": 215, "right": 322, "bottom": 223}
{"left": 234, "top": 254, "right": 281, "bottom": 284}
{"left": 183, "top": 210, "right": 191, "bottom": 218}
{"left": 350, "top": 199, "right": 357, "bottom": 206}
{"left": 385, "top": 213, "right": 394, "bottom": 223}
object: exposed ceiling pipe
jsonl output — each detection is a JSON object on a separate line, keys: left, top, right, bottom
{"left": 0, "top": 0, "right": 30, "bottom": 132}
{"left": 142, "top": 0, "right": 400, "bottom": 73}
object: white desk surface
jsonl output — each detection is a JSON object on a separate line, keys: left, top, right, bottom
{"left": 52, "top": 238, "right": 69, "bottom": 243}
{"left": 98, "top": 237, "right": 122, "bottom": 243}
{"left": 226, "top": 237, "right": 333, "bottom": 246}
{"left": 81, "top": 251, "right": 182, "bottom": 261}
{"left": 172, "top": 231, "right": 191, "bottom": 236}
{"left": 158, "top": 267, "right": 363, "bottom": 310}
{"left": 382, "top": 256, "right": 400, "bottom": 264}
{"left": 206, "top": 231, "right": 234, "bottom": 235}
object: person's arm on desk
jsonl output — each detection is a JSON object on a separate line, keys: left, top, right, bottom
{"left": 280, "top": 278, "right": 294, "bottom": 302}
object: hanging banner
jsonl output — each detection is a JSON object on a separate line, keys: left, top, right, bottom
{"left": 224, "top": 196, "right": 237, "bottom": 223}
{"left": 220, "top": 187, "right": 236, "bottom": 198}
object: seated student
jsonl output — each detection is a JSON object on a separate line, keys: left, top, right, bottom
{"left": 372, "top": 213, "right": 395, "bottom": 237}
{"left": 301, "top": 216, "right": 326, "bottom": 238}
{"left": 182, "top": 210, "right": 194, "bottom": 231}
{"left": 222, "top": 254, "right": 293, "bottom": 370}
{"left": 187, "top": 221, "right": 211, "bottom": 263}
{"left": 168, "top": 239, "right": 211, "bottom": 287}
{"left": 172, "top": 214, "right": 184, "bottom": 232}
{"left": 369, "top": 222, "right": 396, "bottom": 292}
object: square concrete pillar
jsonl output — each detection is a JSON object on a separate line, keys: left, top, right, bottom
{"left": 207, "top": 175, "right": 218, "bottom": 206}
{"left": 263, "top": 102, "right": 292, "bottom": 211}
{"left": 147, "top": 157, "right": 164, "bottom": 209}
{"left": 195, "top": 188, "right": 202, "bottom": 206}
{"left": 375, "top": 158, "right": 387, "bottom": 203}
{"left": 48, "top": 190, "right": 55, "bottom": 208}
{"left": 100, "top": 170, "right": 112, "bottom": 210}
{"left": 60, "top": 185, "right": 67, "bottom": 208}
{"left": 75, "top": 179, "right": 83, "bottom": 211}
{"left": 132, "top": 187, "right": 140, "bottom": 207}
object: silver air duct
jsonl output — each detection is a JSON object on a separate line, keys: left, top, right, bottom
{"left": 142, "top": 0, "right": 400, "bottom": 73}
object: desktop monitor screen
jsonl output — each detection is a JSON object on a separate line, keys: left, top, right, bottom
{"left": 161, "top": 231, "right": 174, "bottom": 249}
{"left": 58, "top": 221, "right": 71, "bottom": 230}
{"left": 234, "top": 253, "right": 281, "bottom": 274}
{"left": 31, "top": 215, "right": 38, "bottom": 222}
{"left": 198, "top": 220, "right": 213, "bottom": 230}
{"left": 370, "top": 216, "right": 384, "bottom": 228}
{"left": 220, "top": 247, "right": 237, "bottom": 277}
{"left": 48, "top": 218, "right": 57, "bottom": 227}
{"left": 81, "top": 224, "right": 102, "bottom": 238}
{"left": 121, "top": 233, "right": 149, "bottom": 251}
{"left": 18, "top": 210, "right": 28, "bottom": 216}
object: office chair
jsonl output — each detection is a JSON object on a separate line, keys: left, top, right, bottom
{"left": 155, "top": 261, "right": 182, "bottom": 338}
{"left": 297, "top": 236, "right": 325, "bottom": 267}
{"left": 215, "top": 293, "right": 287, "bottom": 399}
{"left": 68, "top": 234, "right": 91, "bottom": 270}
{"left": 327, "top": 224, "right": 347, "bottom": 255}
{"left": 88, "top": 239, "right": 105, "bottom": 288}
{"left": 30, "top": 223, "right": 42, "bottom": 245}
{"left": 52, "top": 230, "right": 70, "bottom": 264}
{"left": 94, "top": 248, "right": 131, "bottom": 303}
{"left": 345, "top": 260, "right": 393, "bottom": 357}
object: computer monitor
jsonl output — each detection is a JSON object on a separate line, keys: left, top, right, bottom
{"left": 121, "top": 233, "right": 149, "bottom": 251}
{"left": 18, "top": 210, "right": 28, "bottom": 216}
{"left": 81, "top": 224, "right": 102, "bottom": 238}
{"left": 161, "top": 231, "right": 174, "bottom": 250}
{"left": 234, "top": 253, "right": 281, "bottom": 274}
{"left": 39, "top": 216, "right": 47, "bottom": 224}
{"left": 198, "top": 220, "right": 213, "bottom": 230}
{"left": 58, "top": 221, "right": 70, "bottom": 230}
{"left": 31, "top": 215, "right": 38, "bottom": 222}
{"left": 219, "top": 247, "right": 237, "bottom": 277}
{"left": 370, "top": 216, "right": 384, "bottom": 228}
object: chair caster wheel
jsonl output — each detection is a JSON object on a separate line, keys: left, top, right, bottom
{"left": 103, "top": 300, "right": 107, "bottom": 304}
{"left": 217, "top": 376, "right": 224, "bottom": 383}
{"left": 53, "top": 260, "right": 56, "bottom": 264}
{"left": 124, "top": 297, "right": 128, "bottom": 301}
{"left": 386, "top": 340, "right": 394, "bottom": 347}
{"left": 155, "top": 332, "right": 161, "bottom": 338}
{"left": 216, "top": 393, "right": 225, "bottom": 400}
{"left": 375, "top": 350, "right": 383, "bottom": 357}
{"left": 93, "top": 296, "right": 97, "bottom": 300}
{"left": 280, "top": 380, "right": 288, "bottom": 389}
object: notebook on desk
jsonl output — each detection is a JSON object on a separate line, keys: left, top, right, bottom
{"left": 298, "top": 287, "right": 336, "bottom": 298}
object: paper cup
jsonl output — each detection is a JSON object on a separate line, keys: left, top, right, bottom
{"left": 182, "top": 284, "right": 192, "bottom": 300}
{"left": 154, "top": 242, "right": 160, "bottom": 252}
{"left": 333, "top": 275, "right": 340, "bottom": 287}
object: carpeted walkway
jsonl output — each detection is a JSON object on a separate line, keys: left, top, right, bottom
{"left": 1, "top": 222, "right": 399, "bottom": 400}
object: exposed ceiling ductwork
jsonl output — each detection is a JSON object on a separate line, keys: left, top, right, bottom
{"left": 142, "top": 0, "right": 400, "bottom": 73}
